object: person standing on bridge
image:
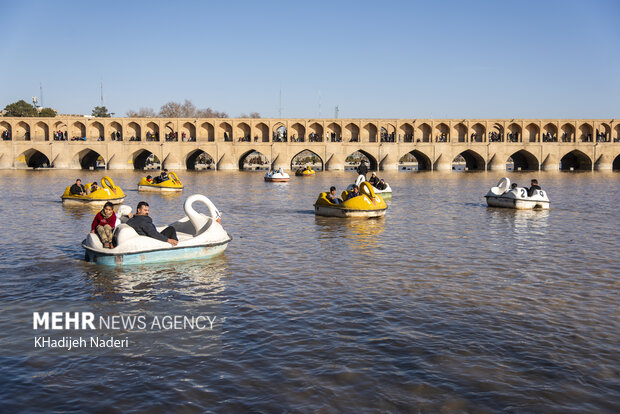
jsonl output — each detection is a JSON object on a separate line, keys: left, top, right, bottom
{"left": 356, "top": 161, "right": 369, "bottom": 177}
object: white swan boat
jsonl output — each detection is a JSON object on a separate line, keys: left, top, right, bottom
{"left": 264, "top": 168, "right": 290, "bottom": 182}
{"left": 82, "top": 194, "right": 232, "bottom": 265}
{"left": 485, "top": 177, "right": 550, "bottom": 210}
{"left": 347, "top": 174, "right": 392, "bottom": 196}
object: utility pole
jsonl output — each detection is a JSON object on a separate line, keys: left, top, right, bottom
{"left": 40, "top": 82, "right": 43, "bottom": 107}
{"left": 278, "top": 87, "right": 282, "bottom": 118}
{"left": 334, "top": 105, "right": 339, "bottom": 119}
{"left": 100, "top": 78, "right": 104, "bottom": 107}
{"left": 318, "top": 90, "right": 321, "bottom": 117}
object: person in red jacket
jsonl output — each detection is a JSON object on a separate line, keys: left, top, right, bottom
{"left": 91, "top": 202, "right": 117, "bottom": 248}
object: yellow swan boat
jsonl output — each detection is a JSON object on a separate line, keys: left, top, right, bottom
{"left": 314, "top": 181, "right": 387, "bottom": 218}
{"left": 138, "top": 172, "right": 184, "bottom": 192}
{"left": 295, "top": 166, "right": 316, "bottom": 177}
{"left": 61, "top": 176, "right": 125, "bottom": 206}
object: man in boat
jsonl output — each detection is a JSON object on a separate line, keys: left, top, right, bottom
{"left": 527, "top": 179, "right": 542, "bottom": 197}
{"left": 375, "top": 179, "right": 387, "bottom": 190}
{"left": 345, "top": 184, "right": 360, "bottom": 200}
{"left": 356, "top": 161, "right": 368, "bottom": 177}
{"left": 368, "top": 172, "right": 380, "bottom": 187}
{"left": 126, "top": 201, "right": 178, "bottom": 246}
{"left": 90, "top": 182, "right": 99, "bottom": 193}
{"left": 326, "top": 186, "right": 343, "bottom": 204}
{"left": 146, "top": 175, "right": 153, "bottom": 184}
{"left": 154, "top": 169, "right": 169, "bottom": 184}
{"left": 70, "top": 179, "right": 86, "bottom": 196}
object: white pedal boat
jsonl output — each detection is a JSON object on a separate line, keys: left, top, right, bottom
{"left": 485, "top": 177, "right": 550, "bottom": 210}
{"left": 82, "top": 194, "right": 232, "bottom": 265}
{"left": 264, "top": 168, "right": 290, "bottom": 182}
{"left": 347, "top": 174, "right": 392, "bottom": 196}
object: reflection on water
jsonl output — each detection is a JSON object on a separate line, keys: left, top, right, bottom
{"left": 0, "top": 170, "right": 618, "bottom": 412}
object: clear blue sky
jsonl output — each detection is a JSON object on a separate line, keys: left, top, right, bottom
{"left": 1, "top": 0, "right": 618, "bottom": 119}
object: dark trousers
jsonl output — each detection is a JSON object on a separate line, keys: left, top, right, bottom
{"left": 161, "top": 226, "right": 178, "bottom": 241}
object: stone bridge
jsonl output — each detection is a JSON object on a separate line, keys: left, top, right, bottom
{"left": 1, "top": 116, "right": 619, "bottom": 171}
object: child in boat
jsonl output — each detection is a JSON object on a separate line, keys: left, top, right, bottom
{"left": 91, "top": 202, "right": 117, "bottom": 248}
{"left": 326, "top": 186, "right": 342, "bottom": 204}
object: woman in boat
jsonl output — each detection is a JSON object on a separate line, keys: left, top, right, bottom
{"left": 91, "top": 202, "right": 117, "bottom": 248}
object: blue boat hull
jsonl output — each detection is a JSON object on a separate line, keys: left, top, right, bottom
{"left": 84, "top": 243, "right": 229, "bottom": 266}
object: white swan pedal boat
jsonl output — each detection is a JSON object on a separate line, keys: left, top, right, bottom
{"left": 485, "top": 177, "right": 550, "bottom": 210}
{"left": 82, "top": 194, "right": 232, "bottom": 265}
{"left": 264, "top": 168, "right": 290, "bottom": 182}
{"left": 347, "top": 174, "right": 392, "bottom": 196}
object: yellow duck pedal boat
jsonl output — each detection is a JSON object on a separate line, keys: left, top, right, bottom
{"left": 61, "top": 176, "right": 125, "bottom": 206}
{"left": 314, "top": 182, "right": 387, "bottom": 218}
{"left": 295, "top": 167, "right": 316, "bottom": 177}
{"left": 138, "top": 172, "right": 184, "bottom": 192}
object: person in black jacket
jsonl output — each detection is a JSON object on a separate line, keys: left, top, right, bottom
{"left": 126, "top": 201, "right": 178, "bottom": 245}
{"left": 70, "top": 179, "right": 86, "bottom": 195}
{"left": 527, "top": 179, "right": 542, "bottom": 197}
{"left": 356, "top": 161, "right": 368, "bottom": 177}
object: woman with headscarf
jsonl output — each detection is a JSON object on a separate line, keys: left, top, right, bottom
{"left": 91, "top": 202, "right": 117, "bottom": 248}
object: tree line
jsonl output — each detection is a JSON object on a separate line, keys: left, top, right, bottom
{"left": 2, "top": 99, "right": 259, "bottom": 119}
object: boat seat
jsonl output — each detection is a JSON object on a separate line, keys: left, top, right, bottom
{"left": 114, "top": 224, "right": 140, "bottom": 246}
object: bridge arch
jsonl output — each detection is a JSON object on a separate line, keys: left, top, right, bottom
{"left": 34, "top": 121, "right": 49, "bottom": 141}
{"left": 219, "top": 122, "right": 232, "bottom": 141}
{"left": 109, "top": 121, "right": 122, "bottom": 140}
{"left": 344, "top": 123, "right": 360, "bottom": 142}
{"left": 127, "top": 122, "right": 141, "bottom": 140}
{"left": 362, "top": 123, "right": 377, "bottom": 143}
{"left": 181, "top": 122, "right": 196, "bottom": 140}
{"left": 238, "top": 149, "right": 269, "bottom": 171}
{"left": 453, "top": 149, "right": 485, "bottom": 171}
{"left": 613, "top": 154, "right": 620, "bottom": 171}
{"left": 614, "top": 125, "right": 620, "bottom": 142}
{"left": 561, "top": 123, "right": 575, "bottom": 142}
{"left": 70, "top": 121, "right": 86, "bottom": 139}
{"left": 560, "top": 150, "right": 592, "bottom": 171}
{"left": 291, "top": 149, "right": 323, "bottom": 170}
{"left": 399, "top": 123, "right": 413, "bottom": 142}
{"left": 471, "top": 123, "right": 486, "bottom": 142}
{"left": 200, "top": 122, "right": 214, "bottom": 141}
{"left": 490, "top": 123, "right": 503, "bottom": 142}
{"left": 1, "top": 121, "right": 12, "bottom": 139}
{"left": 254, "top": 122, "right": 269, "bottom": 142}
{"left": 524, "top": 123, "right": 539, "bottom": 142}
{"left": 274, "top": 124, "right": 287, "bottom": 142}
{"left": 291, "top": 123, "right": 305, "bottom": 142}
{"left": 507, "top": 123, "right": 521, "bottom": 142}
{"left": 543, "top": 123, "right": 557, "bottom": 141}
{"left": 186, "top": 149, "right": 215, "bottom": 170}
{"left": 76, "top": 148, "right": 105, "bottom": 169}
{"left": 596, "top": 122, "right": 611, "bottom": 142}
{"left": 416, "top": 123, "right": 431, "bottom": 142}
{"left": 578, "top": 123, "right": 593, "bottom": 142}
{"left": 454, "top": 123, "right": 467, "bottom": 142}
{"left": 89, "top": 121, "right": 104, "bottom": 140}
{"left": 16, "top": 148, "right": 52, "bottom": 168}
{"left": 435, "top": 123, "right": 450, "bottom": 142}
{"left": 327, "top": 123, "right": 341, "bottom": 142}
{"left": 131, "top": 149, "right": 157, "bottom": 170}
{"left": 236, "top": 122, "right": 250, "bottom": 141}
{"left": 508, "top": 150, "right": 539, "bottom": 171}
{"left": 15, "top": 121, "right": 30, "bottom": 140}
{"left": 308, "top": 123, "right": 323, "bottom": 142}
{"left": 400, "top": 149, "right": 432, "bottom": 171}
{"left": 345, "top": 149, "right": 378, "bottom": 171}
{"left": 145, "top": 122, "right": 159, "bottom": 141}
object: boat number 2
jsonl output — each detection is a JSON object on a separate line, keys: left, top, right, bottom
{"left": 520, "top": 189, "right": 526, "bottom": 198}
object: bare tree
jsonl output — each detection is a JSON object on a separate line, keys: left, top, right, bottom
{"left": 196, "top": 107, "right": 228, "bottom": 118}
{"left": 126, "top": 107, "right": 156, "bottom": 117}
{"left": 179, "top": 100, "right": 197, "bottom": 117}
{"left": 159, "top": 101, "right": 183, "bottom": 117}
{"left": 249, "top": 112, "right": 261, "bottom": 119}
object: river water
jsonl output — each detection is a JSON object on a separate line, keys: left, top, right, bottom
{"left": 0, "top": 170, "right": 618, "bottom": 413}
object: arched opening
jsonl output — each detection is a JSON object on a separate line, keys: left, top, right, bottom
{"left": 186, "top": 149, "right": 215, "bottom": 170}
{"left": 508, "top": 150, "right": 539, "bottom": 171}
{"left": 524, "top": 123, "right": 539, "bottom": 143}
{"left": 596, "top": 123, "right": 611, "bottom": 142}
{"left": 255, "top": 122, "right": 269, "bottom": 142}
{"left": 89, "top": 122, "right": 104, "bottom": 141}
{"left": 543, "top": 123, "right": 558, "bottom": 142}
{"left": 219, "top": 122, "right": 232, "bottom": 142}
{"left": 34, "top": 121, "right": 49, "bottom": 141}
{"left": 291, "top": 123, "right": 305, "bottom": 142}
{"left": 239, "top": 150, "right": 270, "bottom": 171}
{"left": 291, "top": 149, "right": 323, "bottom": 171}
{"left": 345, "top": 150, "right": 378, "bottom": 172}
{"left": 308, "top": 123, "right": 323, "bottom": 142}
{"left": 614, "top": 125, "right": 620, "bottom": 143}
{"left": 416, "top": 124, "right": 431, "bottom": 143}
{"left": 507, "top": 123, "right": 521, "bottom": 142}
{"left": 71, "top": 121, "right": 86, "bottom": 140}
{"left": 613, "top": 154, "right": 620, "bottom": 170}
{"left": 399, "top": 123, "right": 413, "bottom": 142}
{"left": 78, "top": 149, "right": 105, "bottom": 169}
{"left": 145, "top": 122, "right": 159, "bottom": 141}
{"left": 181, "top": 122, "right": 196, "bottom": 142}
{"left": 578, "top": 123, "right": 593, "bottom": 143}
{"left": 53, "top": 122, "right": 67, "bottom": 140}
{"left": 381, "top": 124, "right": 395, "bottom": 142}
{"left": 490, "top": 123, "right": 503, "bottom": 142}
{"left": 110, "top": 121, "right": 122, "bottom": 141}
{"left": 436, "top": 123, "right": 450, "bottom": 142}
{"left": 471, "top": 123, "right": 485, "bottom": 142}
{"left": 561, "top": 123, "right": 575, "bottom": 142}
{"left": 399, "top": 150, "right": 431, "bottom": 171}
{"left": 363, "top": 123, "right": 377, "bottom": 143}
{"left": 327, "top": 122, "right": 341, "bottom": 142}
{"left": 16, "top": 149, "right": 51, "bottom": 168}
{"left": 127, "top": 122, "right": 141, "bottom": 141}
{"left": 453, "top": 150, "right": 485, "bottom": 171}
{"left": 200, "top": 122, "right": 214, "bottom": 142}
{"left": 236, "top": 122, "right": 251, "bottom": 142}
{"left": 560, "top": 150, "right": 592, "bottom": 171}
{"left": 273, "top": 125, "right": 287, "bottom": 142}
{"left": 0, "top": 121, "right": 12, "bottom": 140}
{"left": 164, "top": 122, "right": 176, "bottom": 141}
{"left": 345, "top": 123, "right": 360, "bottom": 142}
{"left": 455, "top": 123, "right": 467, "bottom": 142}
{"left": 133, "top": 150, "right": 159, "bottom": 170}
{"left": 15, "top": 121, "right": 30, "bottom": 141}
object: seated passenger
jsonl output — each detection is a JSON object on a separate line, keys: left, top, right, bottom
{"left": 527, "top": 179, "right": 541, "bottom": 197}
{"left": 326, "top": 186, "right": 343, "bottom": 204}
{"left": 160, "top": 169, "right": 169, "bottom": 181}
{"left": 70, "top": 179, "right": 86, "bottom": 196}
{"left": 345, "top": 184, "right": 360, "bottom": 200}
{"left": 126, "top": 201, "right": 178, "bottom": 246}
{"left": 146, "top": 175, "right": 153, "bottom": 184}
{"left": 375, "top": 179, "right": 387, "bottom": 190}
{"left": 91, "top": 202, "right": 117, "bottom": 249}
{"left": 368, "top": 172, "right": 380, "bottom": 187}
{"left": 89, "top": 182, "right": 99, "bottom": 193}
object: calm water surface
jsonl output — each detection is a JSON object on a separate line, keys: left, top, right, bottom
{"left": 0, "top": 170, "right": 618, "bottom": 413}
